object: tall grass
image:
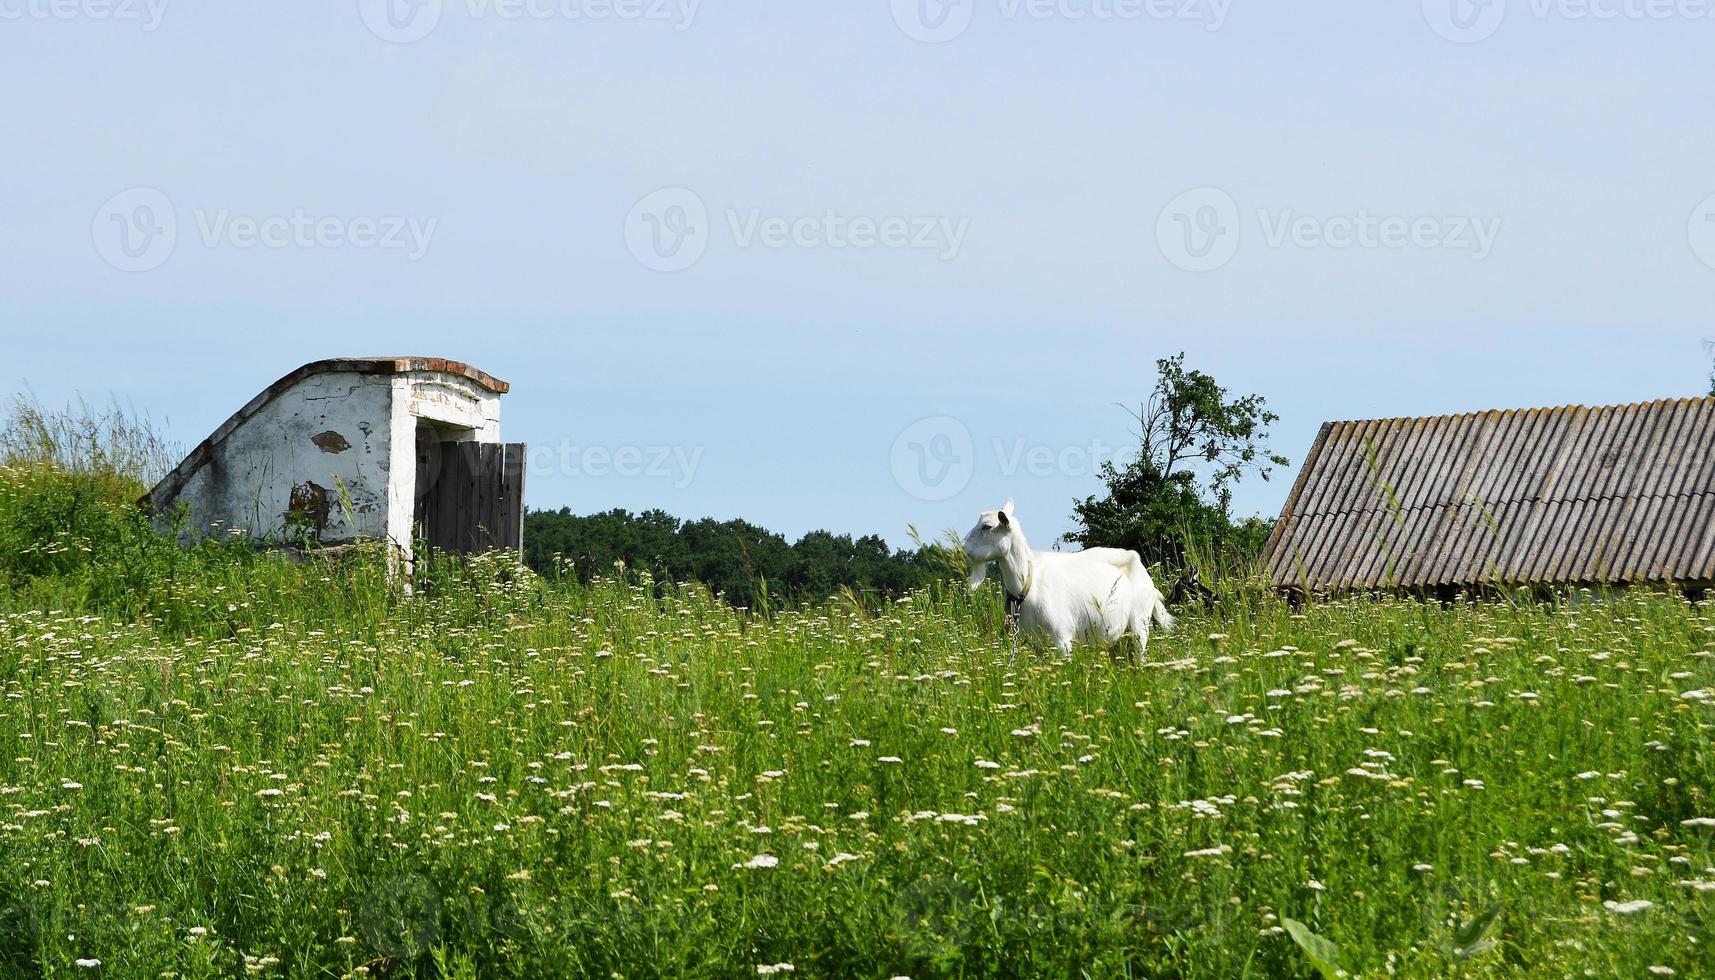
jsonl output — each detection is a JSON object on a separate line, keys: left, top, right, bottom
{"left": 0, "top": 394, "right": 175, "bottom": 490}
{"left": 1, "top": 404, "right": 1713, "bottom": 978}
{"left": 0, "top": 396, "right": 395, "bottom": 630}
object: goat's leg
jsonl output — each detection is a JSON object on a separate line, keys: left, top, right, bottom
{"left": 1126, "top": 607, "right": 1153, "bottom": 667}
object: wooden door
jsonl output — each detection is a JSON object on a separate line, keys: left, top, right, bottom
{"left": 416, "top": 442, "right": 526, "bottom": 554}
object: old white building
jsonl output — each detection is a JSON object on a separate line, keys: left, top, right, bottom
{"left": 143, "top": 357, "right": 525, "bottom": 563}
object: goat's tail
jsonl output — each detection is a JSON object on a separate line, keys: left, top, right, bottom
{"left": 1084, "top": 546, "right": 1176, "bottom": 635}
{"left": 1150, "top": 587, "right": 1176, "bottom": 633}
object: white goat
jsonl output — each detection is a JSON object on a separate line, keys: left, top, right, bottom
{"left": 962, "top": 499, "right": 1173, "bottom": 659}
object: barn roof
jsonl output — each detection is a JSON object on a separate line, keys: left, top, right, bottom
{"left": 292, "top": 358, "right": 510, "bottom": 395}
{"left": 1262, "top": 396, "right": 1715, "bottom": 591}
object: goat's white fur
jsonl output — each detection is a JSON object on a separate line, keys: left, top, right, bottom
{"left": 962, "top": 499, "right": 1173, "bottom": 658}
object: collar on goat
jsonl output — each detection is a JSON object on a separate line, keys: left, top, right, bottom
{"left": 1001, "top": 551, "right": 1032, "bottom": 660}
{"left": 1006, "top": 552, "right": 1034, "bottom": 605}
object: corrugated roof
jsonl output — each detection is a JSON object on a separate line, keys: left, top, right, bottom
{"left": 1263, "top": 397, "right": 1715, "bottom": 591}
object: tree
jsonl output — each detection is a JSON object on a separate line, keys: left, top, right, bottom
{"left": 788, "top": 529, "right": 856, "bottom": 600}
{"left": 1123, "top": 352, "right": 1287, "bottom": 509}
{"left": 521, "top": 507, "right": 939, "bottom": 608}
{"left": 524, "top": 507, "right": 688, "bottom": 582}
{"left": 1706, "top": 338, "right": 1714, "bottom": 396}
{"left": 678, "top": 517, "right": 791, "bottom": 609}
{"left": 1066, "top": 353, "right": 1286, "bottom": 569}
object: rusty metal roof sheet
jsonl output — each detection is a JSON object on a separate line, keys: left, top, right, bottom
{"left": 309, "top": 358, "right": 509, "bottom": 394}
{"left": 1263, "top": 397, "right": 1715, "bottom": 590}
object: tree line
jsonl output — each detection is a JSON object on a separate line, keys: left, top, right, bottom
{"left": 523, "top": 354, "right": 1288, "bottom": 605}
{"left": 523, "top": 509, "right": 947, "bottom": 608}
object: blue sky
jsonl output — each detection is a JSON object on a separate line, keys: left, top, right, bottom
{"left": 4, "top": 1, "right": 1712, "bottom": 549}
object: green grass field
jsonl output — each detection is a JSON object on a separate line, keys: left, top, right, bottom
{"left": 2, "top": 456, "right": 1714, "bottom": 978}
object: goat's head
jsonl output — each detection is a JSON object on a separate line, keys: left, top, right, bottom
{"left": 961, "top": 498, "right": 1017, "bottom": 590}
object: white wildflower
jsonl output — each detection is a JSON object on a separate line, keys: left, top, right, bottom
{"left": 1603, "top": 899, "right": 1653, "bottom": 915}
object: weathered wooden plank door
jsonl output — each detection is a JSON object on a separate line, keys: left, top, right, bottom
{"left": 416, "top": 442, "right": 526, "bottom": 555}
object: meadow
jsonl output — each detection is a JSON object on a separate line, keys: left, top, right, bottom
{"left": 2, "top": 423, "right": 1714, "bottom": 978}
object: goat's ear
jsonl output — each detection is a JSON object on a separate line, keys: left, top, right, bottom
{"left": 995, "top": 509, "right": 1010, "bottom": 527}
{"left": 1001, "top": 498, "right": 1016, "bottom": 517}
